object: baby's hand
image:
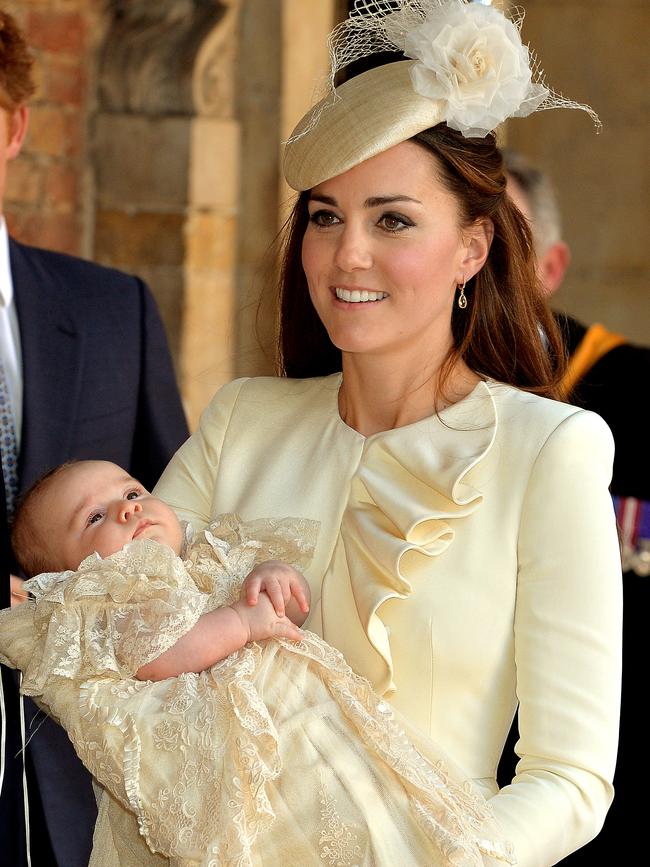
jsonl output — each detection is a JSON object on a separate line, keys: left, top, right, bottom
{"left": 229, "top": 595, "right": 303, "bottom": 644}
{"left": 242, "top": 560, "right": 310, "bottom": 622}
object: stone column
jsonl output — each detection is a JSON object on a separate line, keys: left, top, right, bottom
{"left": 92, "top": 0, "right": 239, "bottom": 428}
{"left": 92, "top": 0, "right": 341, "bottom": 427}
{"left": 233, "top": 0, "right": 339, "bottom": 378}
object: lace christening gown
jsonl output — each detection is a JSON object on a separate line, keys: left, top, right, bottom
{"left": 0, "top": 516, "right": 515, "bottom": 867}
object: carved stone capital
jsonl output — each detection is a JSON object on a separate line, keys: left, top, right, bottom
{"left": 100, "top": 0, "right": 238, "bottom": 116}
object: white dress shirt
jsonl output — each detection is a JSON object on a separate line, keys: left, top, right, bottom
{"left": 0, "top": 218, "right": 23, "bottom": 449}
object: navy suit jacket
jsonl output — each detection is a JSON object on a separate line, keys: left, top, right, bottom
{"left": 0, "top": 239, "right": 189, "bottom": 867}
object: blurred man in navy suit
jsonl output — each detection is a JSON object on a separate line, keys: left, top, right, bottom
{"left": 0, "top": 11, "right": 188, "bottom": 865}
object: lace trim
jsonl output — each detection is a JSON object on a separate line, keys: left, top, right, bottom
{"left": 319, "top": 778, "right": 363, "bottom": 866}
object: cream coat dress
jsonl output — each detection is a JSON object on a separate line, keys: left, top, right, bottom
{"left": 152, "top": 375, "right": 622, "bottom": 867}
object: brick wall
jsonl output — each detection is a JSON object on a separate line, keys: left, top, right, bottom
{"left": 3, "top": 0, "right": 98, "bottom": 256}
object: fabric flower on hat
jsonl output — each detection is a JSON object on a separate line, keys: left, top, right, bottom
{"left": 404, "top": 0, "right": 548, "bottom": 137}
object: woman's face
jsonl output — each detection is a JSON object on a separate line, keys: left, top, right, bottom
{"left": 301, "top": 140, "right": 489, "bottom": 363}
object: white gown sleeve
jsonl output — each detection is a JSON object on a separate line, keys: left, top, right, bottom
{"left": 490, "top": 409, "right": 622, "bottom": 866}
{"left": 18, "top": 541, "right": 208, "bottom": 694}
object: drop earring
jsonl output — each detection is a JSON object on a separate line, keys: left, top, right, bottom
{"left": 457, "top": 280, "right": 468, "bottom": 309}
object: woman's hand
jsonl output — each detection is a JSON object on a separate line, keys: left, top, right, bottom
{"left": 241, "top": 560, "right": 311, "bottom": 626}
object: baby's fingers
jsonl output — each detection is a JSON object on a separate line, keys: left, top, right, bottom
{"left": 243, "top": 576, "right": 262, "bottom": 606}
{"left": 274, "top": 619, "right": 303, "bottom": 642}
{"left": 291, "top": 582, "right": 310, "bottom": 614}
{"left": 263, "top": 581, "right": 285, "bottom": 618}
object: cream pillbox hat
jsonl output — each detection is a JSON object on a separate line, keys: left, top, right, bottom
{"left": 284, "top": 60, "right": 444, "bottom": 192}
{"left": 283, "top": 0, "right": 599, "bottom": 192}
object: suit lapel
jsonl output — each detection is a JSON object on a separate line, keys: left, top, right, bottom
{"left": 10, "top": 239, "right": 84, "bottom": 493}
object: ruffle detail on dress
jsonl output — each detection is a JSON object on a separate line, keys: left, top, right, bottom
{"left": 20, "top": 541, "right": 208, "bottom": 693}
{"left": 342, "top": 381, "right": 498, "bottom": 695}
{"left": 77, "top": 680, "right": 146, "bottom": 817}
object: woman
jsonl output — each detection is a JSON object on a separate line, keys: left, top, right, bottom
{"left": 155, "top": 3, "right": 621, "bottom": 865}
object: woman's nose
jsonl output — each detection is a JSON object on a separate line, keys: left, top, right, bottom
{"left": 333, "top": 226, "right": 372, "bottom": 272}
{"left": 118, "top": 500, "right": 143, "bottom": 523}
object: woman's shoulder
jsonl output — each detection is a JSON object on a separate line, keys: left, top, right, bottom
{"left": 487, "top": 381, "right": 613, "bottom": 450}
{"left": 201, "top": 374, "right": 341, "bottom": 420}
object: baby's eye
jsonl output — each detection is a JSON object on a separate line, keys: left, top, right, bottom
{"left": 309, "top": 209, "right": 340, "bottom": 227}
{"left": 125, "top": 489, "right": 141, "bottom": 500}
{"left": 87, "top": 512, "right": 104, "bottom": 526}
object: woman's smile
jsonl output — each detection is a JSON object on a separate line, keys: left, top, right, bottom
{"left": 333, "top": 286, "right": 389, "bottom": 304}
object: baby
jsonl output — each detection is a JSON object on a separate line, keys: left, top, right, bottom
{"left": 11, "top": 460, "right": 310, "bottom": 680}
{"left": 1, "top": 460, "right": 514, "bottom": 867}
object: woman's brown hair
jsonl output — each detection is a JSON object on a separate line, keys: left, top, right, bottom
{"left": 277, "top": 123, "right": 566, "bottom": 398}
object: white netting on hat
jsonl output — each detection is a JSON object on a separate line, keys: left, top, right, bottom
{"left": 290, "top": 0, "right": 600, "bottom": 141}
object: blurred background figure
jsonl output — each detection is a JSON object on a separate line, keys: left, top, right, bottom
{"left": 501, "top": 148, "right": 649, "bottom": 863}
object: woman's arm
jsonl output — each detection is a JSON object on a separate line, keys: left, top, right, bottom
{"left": 153, "top": 378, "right": 249, "bottom": 528}
{"left": 491, "top": 410, "right": 622, "bottom": 867}
{"left": 136, "top": 594, "right": 303, "bottom": 681}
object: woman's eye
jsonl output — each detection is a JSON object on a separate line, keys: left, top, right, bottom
{"left": 309, "top": 209, "right": 340, "bottom": 227}
{"left": 87, "top": 512, "right": 103, "bottom": 526}
{"left": 378, "top": 213, "right": 412, "bottom": 232}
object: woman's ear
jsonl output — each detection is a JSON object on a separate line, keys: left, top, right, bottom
{"left": 459, "top": 218, "right": 494, "bottom": 282}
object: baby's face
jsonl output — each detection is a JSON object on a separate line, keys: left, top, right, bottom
{"left": 38, "top": 461, "right": 183, "bottom": 571}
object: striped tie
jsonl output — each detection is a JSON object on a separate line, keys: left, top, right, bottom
{"left": 0, "top": 355, "right": 19, "bottom": 519}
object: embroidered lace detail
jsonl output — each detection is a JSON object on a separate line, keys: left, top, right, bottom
{"left": 319, "top": 780, "right": 363, "bottom": 866}
{"left": 1, "top": 515, "right": 515, "bottom": 865}
{"left": 184, "top": 513, "right": 319, "bottom": 605}
{"left": 21, "top": 541, "right": 208, "bottom": 693}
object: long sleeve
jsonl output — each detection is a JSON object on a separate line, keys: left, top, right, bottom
{"left": 154, "top": 377, "right": 248, "bottom": 527}
{"left": 14, "top": 543, "right": 208, "bottom": 695}
{"left": 490, "top": 410, "right": 622, "bottom": 865}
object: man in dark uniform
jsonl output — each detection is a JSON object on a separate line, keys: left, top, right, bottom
{"left": 0, "top": 11, "right": 189, "bottom": 865}
{"left": 500, "top": 149, "right": 649, "bottom": 862}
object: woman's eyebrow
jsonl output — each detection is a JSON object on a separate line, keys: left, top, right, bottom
{"left": 308, "top": 193, "right": 422, "bottom": 207}
{"left": 365, "top": 195, "right": 422, "bottom": 207}
{"left": 308, "top": 193, "right": 338, "bottom": 206}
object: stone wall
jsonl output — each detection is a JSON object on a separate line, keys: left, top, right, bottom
{"left": 3, "top": 0, "right": 100, "bottom": 257}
